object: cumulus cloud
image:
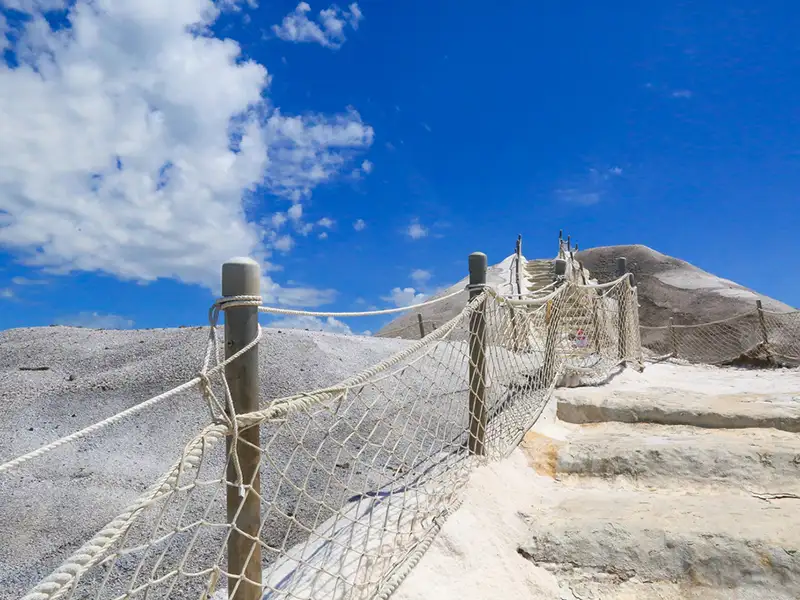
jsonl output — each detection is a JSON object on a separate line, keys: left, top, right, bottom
{"left": 55, "top": 312, "right": 135, "bottom": 329}
{"left": 1, "top": 288, "right": 14, "bottom": 299}
{"left": 317, "top": 217, "right": 335, "bottom": 228}
{"left": 0, "top": 0, "right": 373, "bottom": 308}
{"left": 273, "top": 234, "right": 295, "bottom": 252}
{"left": 271, "top": 212, "right": 289, "bottom": 228}
{"left": 410, "top": 269, "right": 431, "bottom": 286}
{"left": 272, "top": 2, "right": 363, "bottom": 49}
{"left": 353, "top": 218, "right": 366, "bottom": 231}
{"left": 382, "top": 287, "right": 428, "bottom": 307}
{"left": 267, "top": 314, "right": 352, "bottom": 334}
{"left": 350, "top": 157, "right": 373, "bottom": 179}
{"left": 406, "top": 219, "right": 428, "bottom": 240}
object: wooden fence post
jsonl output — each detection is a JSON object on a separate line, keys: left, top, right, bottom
{"left": 222, "top": 258, "right": 262, "bottom": 600}
{"left": 468, "top": 252, "right": 488, "bottom": 456}
{"left": 417, "top": 313, "right": 426, "bottom": 338}
{"left": 668, "top": 317, "right": 678, "bottom": 357}
{"left": 616, "top": 257, "right": 629, "bottom": 361}
{"left": 542, "top": 258, "right": 567, "bottom": 384}
{"left": 756, "top": 300, "right": 771, "bottom": 356}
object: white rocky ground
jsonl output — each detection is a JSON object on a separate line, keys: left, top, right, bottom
{"left": 395, "top": 362, "right": 800, "bottom": 600}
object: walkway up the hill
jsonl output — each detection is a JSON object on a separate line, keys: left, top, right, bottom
{"left": 523, "top": 259, "right": 556, "bottom": 300}
{"left": 519, "top": 362, "right": 800, "bottom": 599}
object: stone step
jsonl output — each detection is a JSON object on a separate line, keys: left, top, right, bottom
{"left": 517, "top": 487, "right": 800, "bottom": 594}
{"left": 523, "top": 424, "right": 800, "bottom": 490}
{"left": 551, "top": 580, "right": 798, "bottom": 600}
{"left": 556, "top": 388, "right": 800, "bottom": 433}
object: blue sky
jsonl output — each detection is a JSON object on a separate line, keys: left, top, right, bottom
{"left": 0, "top": 0, "right": 798, "bottom": 334}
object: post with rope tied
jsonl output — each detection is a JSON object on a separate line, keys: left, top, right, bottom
{"left": 221, "top": 258, "right": 263, "bottom": 600}
{"left": 468, "top": 252, "right": 488, "bottom": 456}
{"left": 616, "top": 257, "right": 629, "bottom": 362}
{"left": 542, "top": 258, "right": 567, "bottom": 384}
{"left": 417, "top": 313, "right": 426, "bottom": 338}
{"left": 755, "top": 300, "right": 772, "bottom": 360}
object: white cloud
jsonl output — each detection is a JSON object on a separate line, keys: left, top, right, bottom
{"left": 382, "top": 287, "right": 428, "bottom": 307}
{"left": 317, "top": 217, "right": 334, "bottom": 228}
{"left": 671, "top": 89, "right": 693, "bottom": 99}
{"left": 271, "top": 212, "right": 288, "bottom": 228}
{"left": 2, "top": 0, "right": 69, "bottom": 10}
{"left": 0, "top": 0, "right": 372, "bottom": 308}
{"left": 288, "top": 204, "right": 304, "bottom": 221}
{"left": 0, "top": 14, "right": 7, "bottom": 52}
{"left": 556, "top": 165, "right": 623, "bottom": 206}
{"left": 264, "top": 108, "right": 373, "bottom": 200}
{"left": 272, "top": 234, "right": 295, "bottom": 252}
{"left": 361, "top": 159, "right": 373, "bottom": 174}
{"left": 1, "top": 288, "right": 14, "bottom": 299}
{"left": 353, "top": 218, "right": 366, "bottom": 231}
{"left": 318, "top": 231, "right": 328, "bottom": 239}
{"left": 406, "top": 219, "right": 428, "bottom": 240}
{"left": 267, "top": 314, "right": 352, "bottom": 334}
{"left": 272, "top": 2, "right": 363, "bottom": 50}
{"left": 55, "top": 311, "right": 135, "bottom": 329}
{"left": 270, "top": 286, "right": 335, "bottom": 307}
{"left": 555, "top": 189, "right": 601, "bottom": 206}
{"left": 410, "top": 269, "right": 431, "bottom": 286}
{"left": 11, "top": 276, "right": 48, "bottom": 285}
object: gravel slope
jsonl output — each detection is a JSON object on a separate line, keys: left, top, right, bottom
{"left": 575, "top": 244, "right": 794, "bottom": 326}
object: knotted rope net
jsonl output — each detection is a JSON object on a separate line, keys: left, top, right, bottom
{"left": 18, "top": 277, "right": 641, "bottom": 600}
{"left": 640, "top": 307, "right": 800, "bottom": 367}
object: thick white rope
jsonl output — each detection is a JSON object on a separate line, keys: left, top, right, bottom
{"left": 494, "top": 283, "right": 566, "bottom": 307}
{"left": 372, "top": 497, "right": 465, "bottom": 600}
{"left": 258, "top": 288, "right": 464, "bottom": 318}
{"left": 235, "top": 295, "right": 485, "bottom": 430}
{"left": 22, "top": 423, "right": 231, "bottom": 600}
{"left": 571, "top": 272, "right": 632, "bottom": 290}
{"left": 0, "top": 297, "right": 263, "bottom": 476}
{"left": 0, "top": 377, "right": 204, "bottom": 475}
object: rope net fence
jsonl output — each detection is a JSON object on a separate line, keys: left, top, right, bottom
{"left": 640, "top": 307, "right": 800, "bottom": 367}
{"left": 19, "top": 276, "right": 642, "bottom": 600}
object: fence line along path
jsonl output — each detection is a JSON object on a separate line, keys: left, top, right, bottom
{"left": 10, "top": 240, "right": 643, "bottom": 600}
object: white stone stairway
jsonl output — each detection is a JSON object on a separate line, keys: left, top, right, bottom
{"left": 517, "top": 364, "right": 800, "bottom": 599}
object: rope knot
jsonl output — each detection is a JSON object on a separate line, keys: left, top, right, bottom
{"left": 214, "top": 295, "right": 263, "bottom": 311}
